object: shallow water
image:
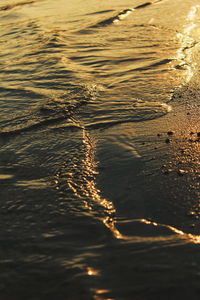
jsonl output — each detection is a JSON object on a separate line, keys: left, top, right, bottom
{"left": 0, "top": 0, "right": 200, "bottom": 299}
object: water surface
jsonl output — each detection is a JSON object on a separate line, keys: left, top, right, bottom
{"left": 0, "top": 0, "right": 200, "bottom": 299}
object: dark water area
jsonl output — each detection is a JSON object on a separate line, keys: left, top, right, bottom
{"left": 0, "top": 0, "right": 200, "bottom": 299}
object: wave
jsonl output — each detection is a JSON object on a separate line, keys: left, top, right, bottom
{"left": 0, "top": 90, "right": 88, "bottom": 137}
{"left": 0, "top": 97, "right": 172, "bottom": 137}
{"left": 0, "top": 101, "right": 171, "bottom": 137}
{"left": 82, "top": 100, "right": 172, "bottom": 130}
{"left": 0, "top": 86, "right": 46, "bottom": 99}
{"left": 89, "top": 0, "right": 164, "bottom": 29}
{"left": 0, "top": 116, "right": 67, "bottom": 137}
{"left": 115, "top": 218, "right": 200, "bottom": 244}
{"left": 0, "top": 0, "right": 43, "bottom": 11}
{"left": 176, "top": 5, "right": 200, "bottom": 83}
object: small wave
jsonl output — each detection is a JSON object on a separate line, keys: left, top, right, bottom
{"left": 119, "top": 58, "right": 174, "bottom": 73}
{"left": 132, "top": 99, "right": 172, "bottom": 112}
{"left": 0, "top": 0, "right": 43, "bottom": 11}
{"left": 88, "top": 0, "right": 164, "bottom": 29}
{"left": 0, "top": 101, "right": 83, "bottom": 137}
{"left": 135, "top": 2, "right": 152, "bottom": 9}
{"left": 90, "top": 8, "right": 134, "bottom": 28}
{"left": 0, "top": 83, "right": 99, "bottom": 137}
{"left": 83, "top": 100, "right": 172, "bottom": 130}
{"left": 0, "top": 116, "right": 67, "bottom": 137}
{"left": 176, "top": 5, "right": 200, "bottom": 83}
{"left": 115, "top": 218, "right": 200, "bottom": 244}
{"left": 86, "top": 10, "right": 115, "bottom": 16}
{"left": 0, "top": 86, "right": 45, "bottom": 99}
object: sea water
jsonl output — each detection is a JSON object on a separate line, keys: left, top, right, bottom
{"left": 0, "top": 0, "right": 200, "bottom": 299}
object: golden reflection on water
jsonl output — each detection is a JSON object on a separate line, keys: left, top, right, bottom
{"left": 87, "top": 267, "right": 101, "bottom": 276}
{"left": 82, "top": 129, "right": 124, "bottom": 239}
{"left": 176, "top": 5, "right": 200, "bottom": 83}
{"left": 95, "top": 289, "right": 110, "bottom": 295}
{"left": 93, "top": 289, "right": 115, "bottom": 300}
{"left": 140, "top": 219, "right": 200, "bottom": 244}
{"left": 0, "top": 174, "right": 14, "bottom": 180}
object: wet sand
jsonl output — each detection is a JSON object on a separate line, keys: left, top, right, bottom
{"left": 95, "top": 83, "right": 200, "bottom": 238}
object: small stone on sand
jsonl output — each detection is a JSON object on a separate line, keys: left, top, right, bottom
{"left": 167, "top": 131, "right": 174, "bottom": 136}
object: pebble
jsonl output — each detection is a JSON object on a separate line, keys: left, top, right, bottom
{"left": 167, "top": 131, "right": 174, "bottom": 136}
